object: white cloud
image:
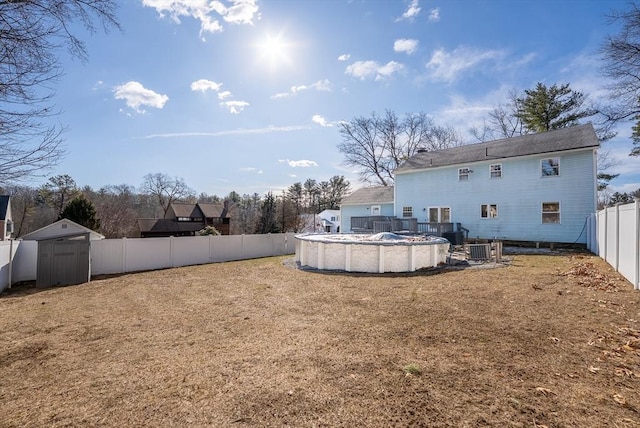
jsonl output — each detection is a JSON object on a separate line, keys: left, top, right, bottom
{"left": 143, "top": 125, "right": 308, "bottom": 139}
{"left": 217, "top": 90, "right": 232, "bottom": 100}
{"left": 240, "top": 167, "right": 263, "bottom": 174}
{"left": 312, "top": 115, "right": 332, "bottom": 127}
{"left": 271, "top": 79, "right": 332, "bottom": 99}
{"left": 426, "top": 46, "right": 504, "bottom": 82}
{"left": 428, "top": 8, "right": 440, "bottom": 22}
{"left": 396, "top": 0, "right": 420, "bottom": 22}
{"left": 142, "top": 0, "right": 259, "bottom": 39}
{"left": 92, "top": 80, "right": 104, "bottom": 90}
{"left": 287, "top": 159, "right": 319, "bottom": 168}
{"left": 191, "top": 79, "right": 222, "bottom": 92}
{"left": 220, "top": 100, "right": 249, "bottom": 114}
{"left": 113, "top": 81, "right": 168, "bottom": 113}
{"left": 345, "top": 60, "right": 404, "bottom": 81}
{"left": 338, "top": 53, "right": 351, "bottom": 61}
{"left": 394, "top": 38, "right": 419, "bottom": 55}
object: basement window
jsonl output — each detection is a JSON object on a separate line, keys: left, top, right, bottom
{"left": 402, "top": 206, "right": 413, "bottom": 217}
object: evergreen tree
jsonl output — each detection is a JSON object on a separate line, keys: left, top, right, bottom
{"left": 516, "top": 83, "right": 595, "bottom": 132}
{"left": 60, "top": 195, "right": 100, "bottom": 231}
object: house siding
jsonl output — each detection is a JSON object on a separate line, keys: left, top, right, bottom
{"left": 395, "top": 148, "right": 597, "bottom": 243}
{"left": 340, "top": 203, "right": 395, "bottom": 233}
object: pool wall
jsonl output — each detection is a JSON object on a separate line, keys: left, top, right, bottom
{"left": 295, "top": 234, "right": 450, "bottom": 273}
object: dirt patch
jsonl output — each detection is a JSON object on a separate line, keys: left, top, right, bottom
{"left": 0, "top": 253, "right": 638, "bottom": 427}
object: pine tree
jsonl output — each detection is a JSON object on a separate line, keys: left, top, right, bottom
{"left": 60, "top": 195, "right": 100, "bottom": 231}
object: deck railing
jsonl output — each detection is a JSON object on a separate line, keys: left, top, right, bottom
{"left": 350, "top": 216, "right": 463, "bottom": 237}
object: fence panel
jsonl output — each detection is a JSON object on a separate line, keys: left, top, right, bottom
{"left": 618, "top": 204, "right": 637, "bottom": 284}
{"left": 1, "top": 233, "right": 298, "bottom": 290}
{"left": 592, "top": 201, "right": 639, "bottom": 290}
{"left": 91, "top": 239, "right": 125, "bottom": 275}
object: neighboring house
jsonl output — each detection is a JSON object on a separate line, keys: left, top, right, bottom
{"left": 0, "top": 195, "right": 12, "bottom": 241}
{"left": 20, "top": 218, "right": 105, "bottom": 241}
{"left": 137, "top": 202, "right": 232, "bottom": 238}
{"left": 298, "top": 209, "right": 341, "bottom": 233}
{"left": 340, "top": 186, "right": 395, "bottom": 233}
{"left": 318, "top": 209, "right": 341, "bottom": 233}
{"left": 393, "top": 124, "right": 599, "bottom": 244}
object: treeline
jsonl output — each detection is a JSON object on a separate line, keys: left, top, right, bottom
{"left": 2, "top": 173, "right": 351, "bottom": 239}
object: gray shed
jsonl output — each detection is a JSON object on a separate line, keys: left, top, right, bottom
{"left": 21, "top": 219, "right": 104, "bottom": 288}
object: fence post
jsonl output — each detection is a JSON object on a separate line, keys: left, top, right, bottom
{"left": 615, "top": 204, "right": 621, "bottom": 272}
{"left": 635, "top": 199, "right": 640, "bottom": 290}
{"left": 603, "top": 208, "right": 608, "bottom": 261}
{"left": 122, "top": 237, "right": 127, "bottom": 273}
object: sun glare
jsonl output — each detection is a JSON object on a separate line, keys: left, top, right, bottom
{"left": 256, "top": 33, "right": 292, "bottom": 70}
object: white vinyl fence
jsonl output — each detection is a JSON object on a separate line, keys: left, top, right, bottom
{"left": 587, "top": 200, "right": 640, "bottom": 290}
{"left": 0, "top": 233, "right": 296, "bottom": 292}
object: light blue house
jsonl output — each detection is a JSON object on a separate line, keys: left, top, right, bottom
{"left": 393, "top": 124, "right": 600, "bottom": 244}
{"left": 340, "top": 186, "right": 394, "bottom": 233}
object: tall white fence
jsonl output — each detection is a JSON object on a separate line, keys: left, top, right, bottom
{"left": 587, "top": 200, "right": 640, "bottom": 290}
{"left": 0, "top": 233, "right": 296, "bottom": 292}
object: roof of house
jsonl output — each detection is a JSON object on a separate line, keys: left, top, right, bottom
{"left": 137, "top": 219, "right": 204, "bottom": 234}
{"left": 198, "top": 202, "right": 228, "bottom": 218}
{"left": 341, "top": 186, "right": 394, "bottom": 205}
{"left": 168, "top": 202, "right": 229, "bottom": 219}
{"left": 169, "top": 203, "right": 204, "bottom": 218}
{"left": 395, "top": 123, "right": 600, "bottom": 174}
{"left": 0, "top": 195, "right": 9, "bottom": 220}
{"left": 20, "top": 218, "right": 105, "bottom": 241}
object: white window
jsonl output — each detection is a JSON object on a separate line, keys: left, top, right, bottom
{"left": 490, "top": 164, "right": 502, "bottom": 178}
{"left": 541, "top": 158, "right": 560, "bottom": 176}
{"left": 402, "top": 206, "right": 413, "bottom": 217}
{"left": 371, "top": 205, "right": 381, "bottom": 215}
{"left": 458, "top": 167, "right": 471, "bottom": 181}
{"left": 428, "top": 207, "right": 451, "bottom": 223}
{"left": 330, "top": 216, "right": 336, "bottom": 221}
{"left": 542, "top": 202, "right": 560, "bottom": 223}
{"left": 481, "top": 204, "right": 498, "bottom": 218}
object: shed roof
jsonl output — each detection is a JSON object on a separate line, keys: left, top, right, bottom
{"left": 20, "top": 218, "right": 105, "bottom": 241}
{"left": 341, "top": 186, "right": 394, "bottom": 205}
{"left": 395, "top": 123, "right": 600, "bottom": 173}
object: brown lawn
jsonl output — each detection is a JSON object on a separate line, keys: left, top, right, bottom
{"left": 0, "top": 251, "right": 639, "bottom": 427}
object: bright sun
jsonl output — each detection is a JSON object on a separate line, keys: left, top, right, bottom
{"left": 256, "top": 33, "right": 292, "bottom": 70}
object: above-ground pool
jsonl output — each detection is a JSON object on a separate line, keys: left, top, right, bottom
{"left": 295, "top": 232, "right": 450, "bottom": 273}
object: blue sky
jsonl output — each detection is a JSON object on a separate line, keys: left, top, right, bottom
{"left": 44, "top": 0, "right": 640, "bottom": 197}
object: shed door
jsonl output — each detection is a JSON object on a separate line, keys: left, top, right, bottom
{"left": 37, "top": 235, "right": 90, "bottom": 287}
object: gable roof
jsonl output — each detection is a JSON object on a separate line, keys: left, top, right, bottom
{"left": 395, "top": 123, "right": 600, "bottom": 174}
{"left": 198, "top": 202, "right": 229, "bottom": 218}
{"left": 20, "top": 218, "right": 105, "bottom": 241}
{"left": 169, "top": 203, "right": 204, "bottom": 218}
{"left": 0, "top": 195, "right": 10, "bottom": 220}
{"left": 341, "top": 186, "right": 394, "bottom": 205}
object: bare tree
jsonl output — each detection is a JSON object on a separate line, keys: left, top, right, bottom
{"left": 338, "top": 110, "right": 460, "bottom": 186}
{"left": 140, "top": 173, "right": 195, "bottom": 217}
{"left": 0, "top": 0, "right": 120, "bottom": 184}
{"left": 39, "top": 174, "right": 80, "bottom": 217}
{"left": 89, "top": 184, "right": 138, "bottom": 238}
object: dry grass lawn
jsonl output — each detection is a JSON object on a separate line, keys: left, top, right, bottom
{"left": 1, "top": 251, "right": 639, "bottom": 427}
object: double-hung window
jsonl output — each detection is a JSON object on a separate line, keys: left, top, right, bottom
{"left": 541, "top": 158, "right": 560, "bottom": 176}
{"left": 490, "top": 164, "right": 502, "bottom": 178}
{"left": 542, "top": 202, "right": 560, "bottom": 223}
{"left": 458, "top": 167, "right": 471, "bottom": 181}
